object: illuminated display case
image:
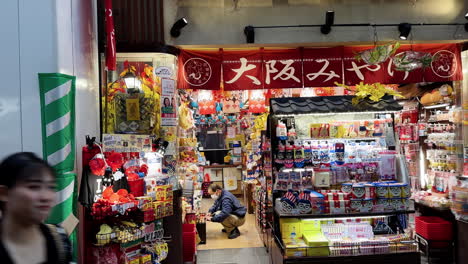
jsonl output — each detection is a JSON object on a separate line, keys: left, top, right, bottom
{"left": 266, "top": 96, "right": 419, "bottom": 264}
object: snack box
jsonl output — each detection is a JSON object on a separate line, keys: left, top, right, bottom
{"left": 164, "top": 200, "right": 173, "bottom": 216}
{"left": 282, "top": 238, "right": 308, "bottom": 257}
{"left": 153, "top": 201, "right": 164, "bottom": 218}
{"left": 301, "top": 219, "right": 321, "bottom": 232}
{"left": 136, "top": 196, "right": 154, "bottom": 210}
{"left": 127, "top": 256, "right": 140, "bottom": 264}
{"left": 156, "top": 185, "right": 167, "bottom": 201}
{"left": 303, "top": 232, "right": 330, "bottom": 256}
{"left": 141, "top": 254, "right": 152, "bottom": 264}
{"left": 280, "top": 218, "right": 302, "bottom": 239}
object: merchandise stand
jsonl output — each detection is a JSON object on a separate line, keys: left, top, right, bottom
{"left": 266, "top": 96, "right": 420, "bottom": 264}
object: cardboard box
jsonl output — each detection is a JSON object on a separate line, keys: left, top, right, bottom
{"left": 303, "top": 232, "right": 330, "bottom": 256}
{"left": 283, "top": 238, "right": 307, "bottom": 257}
{"left": 280, "top": 218, "right": 302, "bottom": 239}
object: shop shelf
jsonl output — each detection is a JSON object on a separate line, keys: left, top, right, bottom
{"left": 272, "top": 231, "right": 419, "bottom": 260}
{"left": 275, "top": 207, "right": 415, "bottom": 219}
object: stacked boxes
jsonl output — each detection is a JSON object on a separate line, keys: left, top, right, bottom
{"left": 341, "top": 182, "right": 410, "bottom": 213}
{"left": 303, "top": 233, "right": 329, "bottom": 256}
{"left": 280, "top": 218, "right": 303, "bottom": 240}
{"left": 282, "top": 239, "right": 308, "bottom": 257}
{"left": 154, "top": 185, "right": 173, "bottom": 219}
{"left": 279, "top": 218, "right": 417, "bottom": 257}
{"left": 320, "top": 190, "right": 350, "bottom": 214}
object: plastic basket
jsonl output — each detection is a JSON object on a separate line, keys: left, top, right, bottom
{"left": 415, "top": 216, "right": 452, "bottom": 241}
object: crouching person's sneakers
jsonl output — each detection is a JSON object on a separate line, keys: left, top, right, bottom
{"left": 228, "top": 227, "right": 240, "bottom": 239}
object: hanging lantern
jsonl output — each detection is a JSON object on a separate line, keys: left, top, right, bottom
{"left": 123, "top": 71, "right": 142, "bottom": 93}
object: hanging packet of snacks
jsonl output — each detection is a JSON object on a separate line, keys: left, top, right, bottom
{"left": 289, "top": 171, "right": 302, "bottom": 191}
{"left": 331, "top": 165, "right": 350, "bottom": 184}
{"left": 275, "top": 171, "right": 290, "bottom": 191}
{"left": 379, "top": 151, "right": 397, "bottom": 180}
{"left": 301, "top": 170, "right": 314, "bottom": 189}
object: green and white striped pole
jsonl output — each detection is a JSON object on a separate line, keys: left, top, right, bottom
{"left": 38, "top": 73, "right": 77, "bottom": 261}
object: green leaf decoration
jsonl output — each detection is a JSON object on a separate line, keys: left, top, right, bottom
{"left": 335, "top": 82, "right": 404, "bottom": 105}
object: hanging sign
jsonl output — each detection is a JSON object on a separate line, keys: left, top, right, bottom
{"left": 161, "top": 78, "right": 177, "bottom": 126}
{"left": 178, "top": 49, "right": 222, "bottom": 90}
{"left": 178, "top": 43, "right": 462, "bottom": 90}
{"left": 262, "top": 49, "right": 303, "bottom": 89}
{"left": 343, "top": 43, "right": 463, "bottom": 85}
{"left": 303, "top": 47, "right": 343, "bottom": 87}
{"left": 223, "top": 50, "right": 263, "bottom": 91}
{"left": 102, "top": 134, "right": 152, "bottom": 153}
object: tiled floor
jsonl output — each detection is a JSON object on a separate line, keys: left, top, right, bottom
{"left": 196, "top": 247, "right": 270, "bottom": 264}
{"left": 198, "top": 198, "right": 264, "bottom": 250}
{"left": 196, "top": 198, "right": 271, "bottom": 263}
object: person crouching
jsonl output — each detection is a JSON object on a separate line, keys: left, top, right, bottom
{"left": 206, "top": 184, "right": 246, "bottom": 239}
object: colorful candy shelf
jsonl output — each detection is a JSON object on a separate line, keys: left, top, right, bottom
{"left": 274, "top": 207, "right": 415, "bottom": 219}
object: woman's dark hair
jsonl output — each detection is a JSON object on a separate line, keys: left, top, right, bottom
{"left": 163, "top": 97, "right": 170, "bottom": 107}
{"left": 0, "top": 152, "right": 56, "bottom": 188}
{"left": 209, "top": 183, "right": 223, "bottom": 192}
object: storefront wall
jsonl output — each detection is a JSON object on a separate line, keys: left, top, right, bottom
{"left": 0, "top": 0, "right": 100, "bottom": 166}
{"left": 164, "top": 0, "right": 468, "bottom": 45}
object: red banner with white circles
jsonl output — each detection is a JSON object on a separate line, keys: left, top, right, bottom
{"left": 177, "top": 49, "right": 222, "bottom": 90}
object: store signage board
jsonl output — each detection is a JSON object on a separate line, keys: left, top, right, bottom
{"left": 178, "top": 43, "right": 462, "bottom": 91}
{"left": 155, "top": 66, "right": 173, "bottom": 78}
{"left": 161, "top": 78, "right": 177, "bottom": 126}
{"left": 161, "top": 78, "right": 175, "bottom": 95}
{"left": 102, "top": 134, "right": 152, "bottom": 153}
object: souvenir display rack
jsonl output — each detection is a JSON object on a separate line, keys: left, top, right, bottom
{"left": 80, "top": 138, "right": 176, "bottom": 264}
{"left": 255, "top": 131, "right": 274, "bottom": 244}
{"left": 266, "top": 96, "right": 419, "bottom": 264}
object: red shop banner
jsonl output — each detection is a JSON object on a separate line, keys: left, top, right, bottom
{"left": 178, "top": 49, "right": 222, "bottom": 90}
{"left": 262, "top": 48, "right": 303, "bottom": 89}
{"left": 223, "top": 50, "right": 263, "bottom": 91}
{"left": 343, "top": 43, "right": 463, "bottom": 85}
{"left": 303, "top": 47, "right": 344, "bottom": 87}
{"left": 178, "top": 43, "right": 462, "bottom": 90}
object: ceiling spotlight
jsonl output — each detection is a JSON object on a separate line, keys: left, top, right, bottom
{"left": 155, "top": 140, "right": 169, "bottom": 158}
{"left": 170, "top": 17, "right": 188, "bottom": 38}
{"left": 465, "top": 12, "right": 468, "bottom": 19}
{"left": 398, "top": 23, "right": 411, "bottom": 40}
{"left": 244, "top": 26, "right": 255, "bottom": 43}
{"left": 320, "top": 11, "right": 335, "bottom": 35}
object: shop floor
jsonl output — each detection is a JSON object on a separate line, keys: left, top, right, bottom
{"left": 198, "top": 198, "right": 264, "bottom": 250}
{"left": 196, "top": 247, "right": 270, "bottom": 264}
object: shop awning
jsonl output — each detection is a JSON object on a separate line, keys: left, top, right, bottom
{"left": 270, "top": 95, "right": 403, "bottom": 115}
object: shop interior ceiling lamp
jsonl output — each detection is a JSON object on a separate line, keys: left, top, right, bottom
{"left": 170, "top": 17, "right": 188, "bottom": 38}
{"left": 398, "top": 23, "right": 411, "bottom": 40}
{"left": 320, "top": 11, "right": 334, "bottom": 34}
{"left": 244, "top": 25, "right": 255, "bottom": 43}
{"left": 465, "top": 12, "right": 468, "bottom": 32}
{"left": 156, "top": 140, "right": 169, "bottom": 157}
{"left": 123, "top": 71, "right": 141, "bottom": 92}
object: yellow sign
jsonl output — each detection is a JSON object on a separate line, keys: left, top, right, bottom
{"left": 126, "top": 98, "right": 140, "bottom": 121}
